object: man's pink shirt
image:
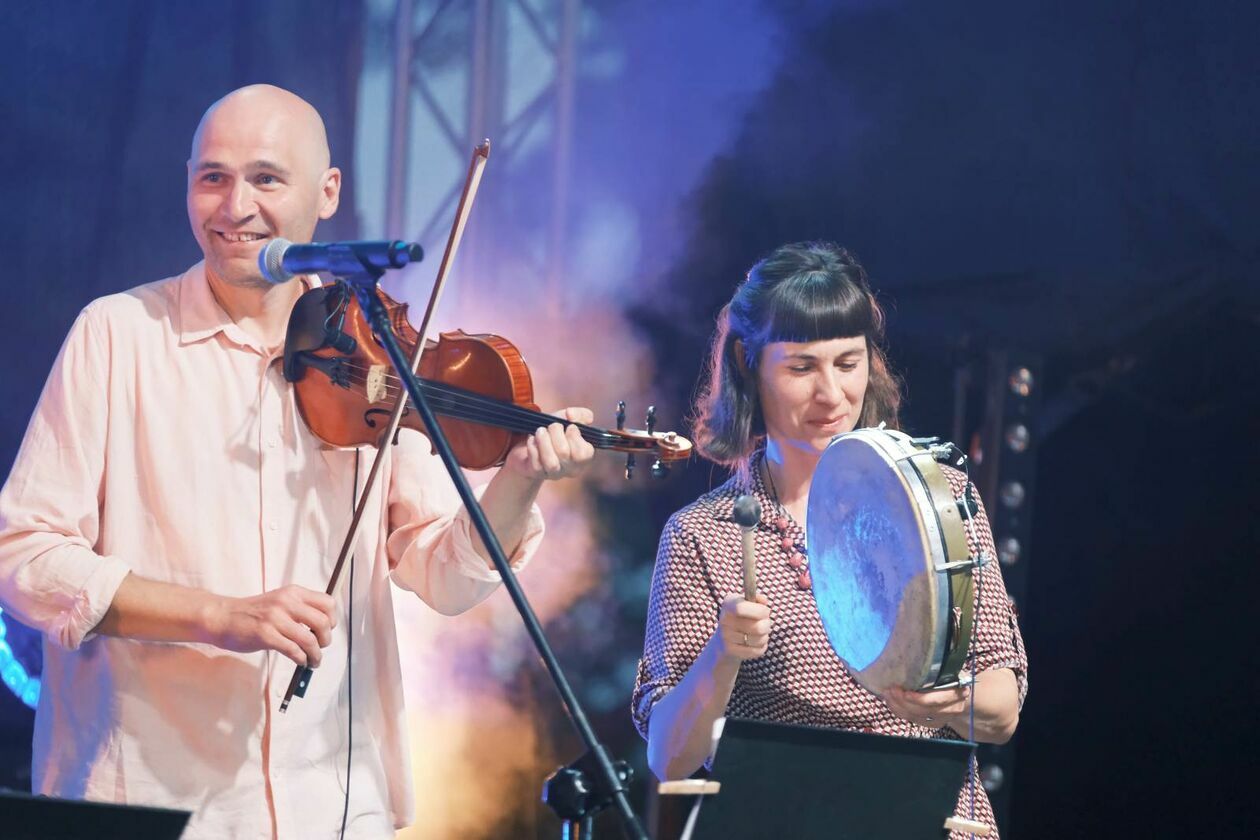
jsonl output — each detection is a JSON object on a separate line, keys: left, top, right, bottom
{"left": 0, "top": 263, "right": 543, "bottom": 838}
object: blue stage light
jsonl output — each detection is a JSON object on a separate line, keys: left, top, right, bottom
{"left": 0, "top": 607, "right": 38, "bottom": 709}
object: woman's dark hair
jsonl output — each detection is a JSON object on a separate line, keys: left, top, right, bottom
{"left": 692, "top": 241, "right": 901, "bottom": 469}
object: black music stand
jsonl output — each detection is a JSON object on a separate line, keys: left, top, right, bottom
{"left": 687, "top": 718, "right": 976, "bottom": 840}
{"left": 0, "top": 790, "right": 191, "bottom": 839}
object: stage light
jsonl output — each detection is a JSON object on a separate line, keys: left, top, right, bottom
{"left": 997, "top": 537, "right": 1021, "bottom": 565}
{"left": 1008, "top": 367, "right": 1034, "bottom": 397}
{"left": 0, "top": 608, "right": 39, "bottom": 709}
{"left": 999, "top": 481, "right": 1025, "bottom": 509}
{"left": 1004, "top": 423, "right": 1030, "bottom": 453}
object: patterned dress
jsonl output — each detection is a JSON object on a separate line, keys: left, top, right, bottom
{"left": 632, "top": 452, "right": 1029, "bottom": 838}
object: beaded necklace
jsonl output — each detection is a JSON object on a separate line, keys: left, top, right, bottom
{"left": 761, "top": 458, "right": 812, "bottom": 591}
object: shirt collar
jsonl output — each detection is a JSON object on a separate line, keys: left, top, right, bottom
{"left": 708, "top": 451, "right": 780, "bottom": 528}
{"left": 176, "top": 261, "right": 321, "bottom": 349}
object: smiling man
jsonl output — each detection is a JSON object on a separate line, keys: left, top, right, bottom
{"left": 0, "top": 84, "right": 594, "bottom": 838}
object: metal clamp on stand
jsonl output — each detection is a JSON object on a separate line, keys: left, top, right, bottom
{"left": 543, "top": 752, "right": 634, "bottom": 840}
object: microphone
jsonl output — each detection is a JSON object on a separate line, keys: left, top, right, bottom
{"left": 258, "top": 238, "right": 424, "bottom": 284}
{"left": 732, "top": 495, "right": 761, "bottom": 601}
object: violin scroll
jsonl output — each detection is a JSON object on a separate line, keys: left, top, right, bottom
{"left": 612, "top": 402, "right": 690, "bottom": 479}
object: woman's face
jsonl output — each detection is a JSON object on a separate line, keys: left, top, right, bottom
{"left": 756, "top": 336, "right": 870, "bottom": 458}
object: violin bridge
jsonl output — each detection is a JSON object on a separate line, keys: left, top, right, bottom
{"left": 365, "top": 365, "right": 390, "bottom": 403}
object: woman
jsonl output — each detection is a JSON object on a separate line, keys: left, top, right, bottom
{"left": 632, "top": 242, "right": 1028, "bottom": 836}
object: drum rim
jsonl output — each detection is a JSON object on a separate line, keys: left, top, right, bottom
{"left": 808, "top": 428, "right": 953, "bottom": 690}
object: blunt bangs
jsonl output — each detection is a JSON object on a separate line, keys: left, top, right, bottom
{"left": 756, "top": 270, "right": 876, "bottom": 347}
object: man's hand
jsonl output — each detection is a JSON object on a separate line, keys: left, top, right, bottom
{"left": 96, "top": 574, "right": 338, "bottom": 669}
{"left": 202, "top": 585, "right": 336, "bottom": 668}
{"left": 471, "top": 406, "right": 596, "bottom": 568}
{"left": 501, "top": 407, "right": 596, "bottom": 482}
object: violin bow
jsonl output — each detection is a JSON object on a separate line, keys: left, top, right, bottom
{"left": 281, "top": 140, "right": 492, "bottom": 712}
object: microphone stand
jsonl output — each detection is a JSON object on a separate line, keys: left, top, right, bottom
{"left": 339, "top": 266, "right": 648, "bottom": 840}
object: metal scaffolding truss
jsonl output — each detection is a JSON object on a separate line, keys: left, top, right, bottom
{"left": 384, "top": 0, "right": 580, "bottom": 308}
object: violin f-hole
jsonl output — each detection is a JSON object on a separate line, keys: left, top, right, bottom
{"left": 364, "top": 408, "right": 408, "bottom": 446}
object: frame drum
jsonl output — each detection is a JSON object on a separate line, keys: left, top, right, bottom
{"left": 806, "top": 428, "right": 975, "bottom": 694}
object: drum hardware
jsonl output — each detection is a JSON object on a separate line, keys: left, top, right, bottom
{"left": 957, "top": 483, "right": 981, "bottom": 519}
{"left": 931, "top": 442, "right": 968, "bottom": 468}
{"left": 892, "top": 446, "right": 967, "bottom": 480}
{"left": 910, "top": 435, "right": 969, "bottom": 469}
{"left": 936, "top": 556, "right": 986, "bottom": 573}
{"left": 933, "top": 672, "right": 976, "bottom": 691}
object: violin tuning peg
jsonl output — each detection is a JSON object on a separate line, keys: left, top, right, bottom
{"left": 625, "top": 453, "right": 636, "bottom": 480}
{"left": 650, "top": 459, "right": 669, "bottom": 480}
{"left": 645, "top": 405, "right": 657, "bottom": 436}
{"left": 616, "top": 400, "right": 627, "bottom": 431}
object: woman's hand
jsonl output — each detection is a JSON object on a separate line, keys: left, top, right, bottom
{"left": 882, "top": 684, "right": 969, "bottom": 729}
{"left": 881, "top": 669, "right": 1020, "bottom": 742}
{"left": 714, "top": 592, "right": 772, "bottom": 661}
{"left": 645, "top": 592, "right": 773, "bottom": 780}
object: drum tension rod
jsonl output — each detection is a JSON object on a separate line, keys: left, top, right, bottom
{"left": 935, "top": 552, "right": 992, "bottom": 573}
{"left": 934, "top": 673, "right": 977, "bottom": 690}
{"left": 894, "top": 445, "right": 967, "bottom": 471}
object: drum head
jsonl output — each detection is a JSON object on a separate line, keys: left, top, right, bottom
{"left": 807, "top": 432, "right": 945, "bottom": 694}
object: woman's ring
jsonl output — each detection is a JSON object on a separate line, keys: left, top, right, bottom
{"left": 741, "top": 633, "right": 749, "bottom": 646}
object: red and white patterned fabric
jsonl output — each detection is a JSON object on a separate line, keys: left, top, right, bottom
{"left": 633, "top": 452, "right": 1028, "bottom": 838}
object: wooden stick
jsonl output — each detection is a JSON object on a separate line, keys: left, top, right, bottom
{"left": 658, "top": 780, "right": 721, "bottom": 796}
{"left": 731, "top": 494, "right": 761, "bottom": 600}
{"left": 741, "top": 526, "right": 758, "bottom": 600}
{"left": 944, "top": 816, "right": 992, "bottom": 835}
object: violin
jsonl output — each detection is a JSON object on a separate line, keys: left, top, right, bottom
{"left": 281, "top": 281, "right": 692, "bottom": 472}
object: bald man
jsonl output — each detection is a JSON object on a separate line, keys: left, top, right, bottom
{"left": 0, "top": 85, "right": 594, "bottom": 838}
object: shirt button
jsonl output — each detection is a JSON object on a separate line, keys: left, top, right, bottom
{"left": 267, "top": 439, "right": 278, "bottom": 449}
{"left": 268, "top": 522, "right": 278, "bottom": 532}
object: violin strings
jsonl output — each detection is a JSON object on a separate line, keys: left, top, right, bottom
{"left": 323, "top": 362, "right": 660, "bottom": 453}
{"left": 329, "top": 363, "right": 651, "bottom": 453}
{"left": 330, "top": 363, "right": 618, "bottom": 441}
{"left": 337, "top": 370, "right": 588, "bottom": 439}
